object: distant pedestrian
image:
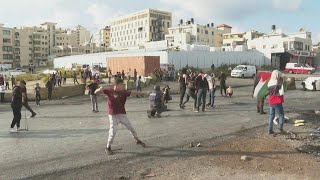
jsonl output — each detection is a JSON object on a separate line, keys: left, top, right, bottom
{"left": 182, "top": 72, "right": 197, "bottom": 109}
{"left": 0, "top": 75, "right": 4, "bottom": 85}
{"left": 147, "top": 85, "right": 166, "bottom": 118}
{"left": 0, "top": 82, "right": 5, "bottom": 103}
{"left": 63, "top": 71, "right": 67, "bottom": 85}
{"left": 11, "top": 75, "right": 15, "bottom": 88}
{"left": 45, "top": 80, "right": 53, "bottom": 101}
{"left": 206, "top": 74, "right": 216, "bottom": 108}
{"left": 194, "top": 71, "right": 209, "bottom": 112}
{"left": 21, "top": 81, "right": 36, "bottom": 118}
{"left": 52, "top": 73, "right": 56, "bottom": 87}
{"left": 133, "top": 69, "right": 137, "bottom": 82}
{"left": 5, "top": 75, "right": 10, "bottom": 90}
{"left": 87, "top": 78, "right": 99, "bottom": 112}
{"left": 178, "top": 68, "right": 187, "bottom": 109}
{"left": 108, "top": 69, "right": 112, "bottom": 85}
{"left": 136, "top": 76, "right": 142, "bottom": 92}
{"left": 121, "top": 70, "right": 125, "bottom": 80}
{"left": 218, "top": 72, "right": 227, "bottom": 96}
{"left": 94, "top": 79, "right": 146, "bottom": 155}
{"left": 57, "top": 73, "right": 62, "bottom": 86}
{"left": 10, "top": 81, "right": 24, "bottom": 133}
{"left": 34, "top": 83, "right": 41, "bottom": 106}
{"left": 72, "top": 71, "right": 79, "bottom": 84}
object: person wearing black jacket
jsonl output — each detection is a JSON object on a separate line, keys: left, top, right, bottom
{"left": 45, "top": 80, "right": 53, "bottom": 101}
{"left": 218, "top": 72, "right": 227, "bottom": 96}
{"left": 87, "top": 79, "right": 99, "bottom": 112}
{"left": 10, "top": 81, "right": 24, "bottom": 133}
{"left": 194, "top": 71, "right": 209, "bottom": 112}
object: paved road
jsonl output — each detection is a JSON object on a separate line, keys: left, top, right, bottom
{"left": 0, "top": 84, "right": 319, "bottom": 179}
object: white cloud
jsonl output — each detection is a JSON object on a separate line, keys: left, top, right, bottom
{"left": 272, "top": 0, "right": 302, "bottom": 10}
{"left": 160, "top": 0, "right": 258, "bottom": 25}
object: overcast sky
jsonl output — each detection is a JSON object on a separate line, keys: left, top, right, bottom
{"left": 1, "top": 0, "right": 319, "bottom": 43}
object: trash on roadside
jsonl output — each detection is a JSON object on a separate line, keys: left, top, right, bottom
{"left": 241, "top": 155, "right": 248, "bottom": 161}
{"left": 145, "top": 173, "right": 156, "bottom": 177}
{"left": 295, "top": 120, "right": 305, "bottom": 124}
{"left": 315, "top": 110, "right": 320, "bottom": 115}
{"left": 197, "top": 143, "right": 202, "bottom": 147}
{"left": 188, "top": 143, "right": 194, "bottom": 148}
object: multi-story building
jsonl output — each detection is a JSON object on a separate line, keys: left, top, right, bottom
{"left": 53, "top": 43, "right": 110, "bottom": 57}
{"left": 0, "top": 22, "right": 92, "bottom": 68}
{"left": 96, "top": 26, "right": 111, "bottom": 47}
{"left": 110, "top": 9, "right": 172, "bottom": 50}
{"left": 165, "top": 19, "right": 232, "bottom": 48}
{"left": 222, "top": 26, "right": 316, "bottom": 69}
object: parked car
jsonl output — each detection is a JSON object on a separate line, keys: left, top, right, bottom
{"left": 284, "top": 63, "right": 315, "bottom": 74}
{"left": 43, "top": 69, "right": 57, "bottom": 74}
{"left": 10, "top": 68, "right": 25, "bottom": 72}
{"left": 231, "top": 65, "right": 256, "bottom": 78}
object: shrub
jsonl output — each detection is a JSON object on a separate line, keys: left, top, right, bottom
{"left": 41, "top": 76, "right": 49, "bottom": 83}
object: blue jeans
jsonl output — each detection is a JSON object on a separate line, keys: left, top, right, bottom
{"left": 197, "top": 88, "right": 206, "bottom": 111}
{"left": 268, "top": 104, "right": 284, "bottom": 131}
{"left": 207, "top": 89, "right": 215, "bottom": 107}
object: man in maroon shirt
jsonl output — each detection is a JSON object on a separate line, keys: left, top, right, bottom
{"left": 95, "top": 79, "right": 147, "bottom": 155}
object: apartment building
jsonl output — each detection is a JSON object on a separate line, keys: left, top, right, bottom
{"left": 165, "top": 19, "right": 232, "bottom": 48}
{"left": 222, "top": 26, "right": 316, "bottom": 69}
{"left": 96, "top": 26, "right": 111, "bottom": 47}
{"left": 53, "top": 43, "right": 109, "bottom": 57}
{"left": 0, "top": 22, "right": 92, "bottom": 68}
{"left": 110, "top": 9, "right": 172, "bottom": 50}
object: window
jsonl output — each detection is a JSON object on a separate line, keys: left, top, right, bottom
{"left": 138, "top": 27, "right": 143, "bottom": 32}
{"left": 263, "top": 45, "right": 266, "bottom": 49}
{"left": 197, "top": 28, "right": 199, "bottom": 33}
{"left": 16, "top": 56, "right": 20, "bottom": 60}
{"left": 212, "top": 32, "right": 214, "bottom": 35}
{"left": 2, "top": 46, "right": 12, "bottom": 51}
{"left": 3, "top": 54, "right": 13, "bottom": 59}
{"left": 2, "top": 30, "right": 11, "bottom": 35}
{"left": 3, "top": 38, "right": 11, "bottom": 43}
{"left": 201, "top": 29, "right": 203, "bottom": 33}
{"left": 205, "top": 30, "right": 208, "bottom": 34}
{"left": 167, "top": 22, "right": 170, "bottom": 28}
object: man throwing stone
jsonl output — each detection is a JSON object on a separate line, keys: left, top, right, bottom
{"left": 95, "top": 79, "right": 146, "bottom": 155}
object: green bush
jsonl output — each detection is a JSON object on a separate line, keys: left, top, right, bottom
{"left": 15, "top": 74, "right": 45, "bottom": 82}
{"left": 41, "top": 76, "right": 49, "bottom": 83}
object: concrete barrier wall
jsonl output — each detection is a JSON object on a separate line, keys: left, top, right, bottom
{"left": 3, "top": 84, "right": 85, "bottom": 101}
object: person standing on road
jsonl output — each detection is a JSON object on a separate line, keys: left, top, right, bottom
{"left": 11, "top": 75, "right": 16, "bottom": 88}
{"left": 34, "top": 83, "right": 41, "bottom": 106}
{"left": 57, "top": 72, "right": 62, "bottom": 87}
{"left": 136, "top": 76, "right": 142, "bottom": 92}
{"left": 218, "top": 72, "right": 227, "bottom": 96}
{"left": 0, "top": 74, "right": 4, "bottom": 85}
{"left": 9, "top": 81, "right": 24, "bottom": 133}
{"left": 72, "top": 71, "right": 79, "bottom": 84}
{"left": 5, "top": 75, "right": 10, "bottom": 90}
{"left": 267, "top": 70, "right": 286, "bottom": 135}
{"left": 87, "top": 78, "right": 99, "bottom": 113}
{"left": 253, "top": 73, "right": 266, "bottom": 114}
{"left": 45, "top": 79, "right": 53, "bottom": 101}
{"left": 21, "top": 81, "right": 36, "bottom": 118}
{"left": 108, "top": 69, "right": 112, "bottom": 85}
{"left": 206, "top": 74, "right": 216, "bottom": 108}
{"left": 0, "top": 82, "right": 5, "bottom": 103}
{"left": 182, "top": 72, "right": 197, "bottom": 109}
{"left": 178, "top": 68, "right": 187, "bottom": 109}
{"left": 95, "top": 79, "right": 147, "bottom": 155}
{"left": 194, "top": 71, "right": 209, "bottom": 112}
{"left": 133, "top": 69, "right": 137, "bottom": 82}
{"left": 63, "top": 71, "right": 67, "bottom": 85}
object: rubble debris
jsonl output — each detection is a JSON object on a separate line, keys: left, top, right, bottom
{"left": 197, "top": 143, "right": 202, "bottom": 147}
{"left": 295, "top": 120, "right": 305, "bottom": 124}
{"left": 188, "top": 143, "right": 194, "bottom": 148}
{"left": 315, "top": 110, "right": 320, "bottom": 115}
{"left": 296, "top": 145, "right": 320, "bottom": 157}
{"left": 294, "top": 123, "right": 305, "bottom": 127}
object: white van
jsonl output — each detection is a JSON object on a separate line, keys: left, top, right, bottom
{"left": 231, "top": 65, "right": 256, "bottom": 78}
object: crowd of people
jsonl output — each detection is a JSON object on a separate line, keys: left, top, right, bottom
{"left": 4, "top": 64, "right": 287, "bottom": 154}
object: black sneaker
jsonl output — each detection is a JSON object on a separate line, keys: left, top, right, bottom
{"left": 279, "top": 129, "right": 286, "bottom": 134}
{"left": 269, "top": 130, "right": 275, "bottom": 135}
{"left": 31, "top": 113, "right": 36, "bottom": 118}
{"left": 260, "top": 112, "right": 267, "bottom": 115}
{"left": 105, "top": 147, "right": 113, "bottom": 155}
{"left": 136, "top": 140, "right": 146, "bottom": 148}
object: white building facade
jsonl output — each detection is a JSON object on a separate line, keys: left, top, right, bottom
{"left": 222, "top": 27, "right": 315, "bottom": 69}
{"left": 110, "top": 9, "right": 172, "bottom": 50}
{"left": 165, "top": 19, "right": 232, "bottom": 49}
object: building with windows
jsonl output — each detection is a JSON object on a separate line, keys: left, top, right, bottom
{"left": 110, "top": 9, "right": 172, "bottom": 50}
{"left": 0, "top": 22, "right": 92, "bottom": 68}
{"left": 222, "top": 26, "right": 315, "bottom": 69}
{"left": 165, "top": 19, "right": 232, "bottom": 49}
{"left": 96, "top": 26, "right": 111, "bottom": 47}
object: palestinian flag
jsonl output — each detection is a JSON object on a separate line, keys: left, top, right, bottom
{"left": 253, "top": 72, "right": 271, "bottom": 99}
{"left": 253, "top": 71, "right": 287, "bottom": 99}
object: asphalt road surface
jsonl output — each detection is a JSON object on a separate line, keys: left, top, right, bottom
{"left": 0, "top": 85, "right": 319, "bottom": 179}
